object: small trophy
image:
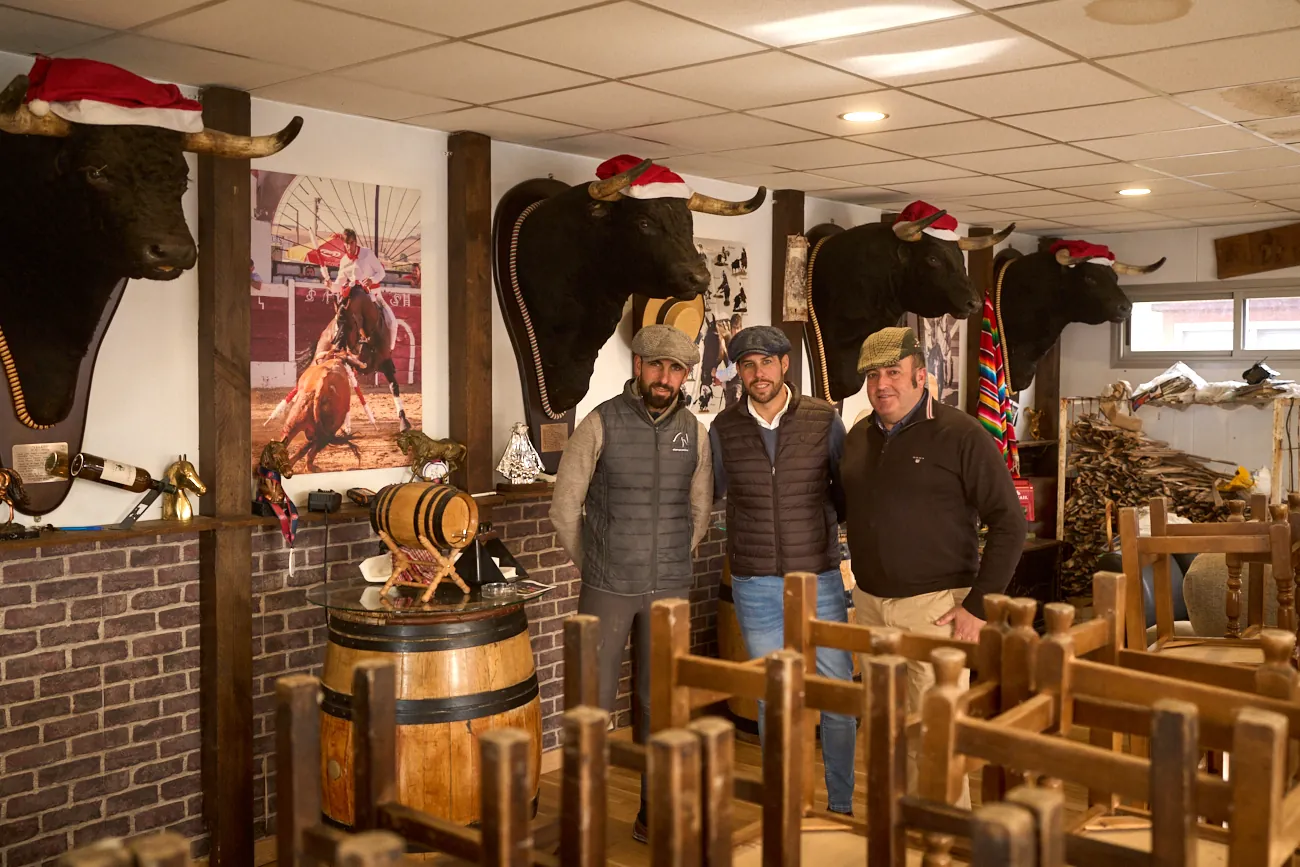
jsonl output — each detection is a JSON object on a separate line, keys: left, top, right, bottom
{"left": 496, "top": 422, "right": 546, "bottom": 489}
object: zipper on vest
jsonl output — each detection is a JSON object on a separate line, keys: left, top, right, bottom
{"left": 652, "top": 426, "right": 660, "bottom": 590}
{"left": 771, "top": 425, "right": 781, "bottom": 568}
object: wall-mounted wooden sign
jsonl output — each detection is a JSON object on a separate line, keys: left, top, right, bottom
{"left": 1214, "top": 220, "right": 1300, "bottom": 279}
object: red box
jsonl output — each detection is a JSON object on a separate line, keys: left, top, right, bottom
{"left": 1014, "top": 480, "right": 1035, "bottom": 521}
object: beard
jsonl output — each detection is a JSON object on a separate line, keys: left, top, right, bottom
{"left": 640, "top": 378, "right": 677, "bottom": 410}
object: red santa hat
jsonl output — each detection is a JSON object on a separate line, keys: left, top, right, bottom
{"left": 595, "top": 154, "right": 692, "bottom": 199}
{"left": 896, "top": 200, "right": 959, "bottom": 241}
{"left": 1050, "top": 239, "right": 1115, "bottom": 266}
{"left": 23, "top": 55, "right": 204, "bottom": 134}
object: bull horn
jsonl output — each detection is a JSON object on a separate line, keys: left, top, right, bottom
{"left": 0, "top": 75, "right": 72, "bottom": 137}
{"left": 686, "top": 187, "right": 767, "bottom": 216}
{"left": 588, "top": 158, "right": 653, "bottom": 201}
{"left": 893, "top": 209, "right": 948, "bottom": 242}
{"left": 957, "top": 223, "right": 1016, "bottom": 250}
{"left": 182, "top": 116, "right": 303, "bottom": 158}
{"left": 1055, "top": 248, "right": 1091, "bottom": 267}
{"left": 1112, "top": 256, "right": 1166, "bottom": 275}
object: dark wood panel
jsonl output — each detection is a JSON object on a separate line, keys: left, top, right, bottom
{"left": 965, "top": 226, "right": 994, "bottom": 418}
{"left": 1032, "top": 236, "right": 1061, "bottom": 442}
{"left": 1214, "top": 220, "right": 1300, "bottom": 278}
{"left": 447, "top": 131, "right": 494, "bottom": 493}
{"left": 770, "top": 189, "right": 805, "bottom": 386}
{"left": 196, "top": 85, "right": 255, "bottom": 867}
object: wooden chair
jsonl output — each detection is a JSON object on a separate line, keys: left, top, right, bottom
{"left": 1118, "top": 496, "right": 1294, "bottom": 663}
{"left": 57, "top": 834, "right": 208, "bottom": 867}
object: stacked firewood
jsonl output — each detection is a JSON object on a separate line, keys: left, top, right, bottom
{"left": 1060, "top": 413, "right": 1233, "bottom": 599}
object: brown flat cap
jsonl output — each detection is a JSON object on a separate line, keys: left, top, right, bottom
{"left": 631, "top": 323, "right": 700, "bottom": 367}
{"left": 857, "top": 326, "right": 923, "bottom": 373}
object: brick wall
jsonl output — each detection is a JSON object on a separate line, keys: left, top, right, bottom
{"left": 0, "top": 496, "right": 725, "bottom": 865}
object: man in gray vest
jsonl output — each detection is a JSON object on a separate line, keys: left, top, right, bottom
{"left": 708, "top": 325, "right": 856, "bottom": 816}
{"left": 550, "top": 323, "right": 713, "bottom": 842}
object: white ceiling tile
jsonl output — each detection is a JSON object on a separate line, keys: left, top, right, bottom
{"left": 1072, "top": 212, "right": 1182, "bottom": 227}
{"left": 948, "top": 209, "right": 1021, "bottom": 224}
{"left": 812, "top": 187, "right": 913, "bottom": 204}
{"left": 848, "top": 120, "right": 1050, "bottom": 157}
{"left": 1000, "top": 0, "right": 1300, "bottom": 58}
{"left": 629, "top": 52, "right": 873, "bottom": 111}
{"left": 1100, "top": 30, "right": 1300, "bottom": 94}
{"left": 406, "top": 106, "right": 590, "bottom": 142}
{"left": 1009, "top": 202, "right": 1132, "bottom": 219}
{"left": 1005, "top": 219, "right": 1067, "bottom": 231}
{"left": 908, "top": 63, "right": 1150, "bottom": 117}
{"left": 1244, "top": 116, "right": 1300, "bottom": 144}
{"left": 638, "top": 0, "right": 970, "bottom": 48}
{"left": 962, "top": 190, "right": 1091, "bottom": 208}
{"left": 750, "top": 90, "right": 973, "bottom": 136}
{"left": 818, "top": 159, "right": 975, "bottom": 185}
{"left": 1197, "top": 165, "right": 1300, "bottom": 190}
{"left": 715, "top": 139, "right": 898, "bottom": 170}
{"left": 660, "top": 153, "right": 782, "bottom": 178}
{"left": 937, "top": 143, "right": 1110, "bottom": 174}
{"left": 306, "top": 0, "right": 596, "bottom": 37}
{"left": 142, "top": 0, "right": 443, "bottom": 72}
{"left": 1000, "top": 98, "right": 1219, "bottom": 144}
{"left": 66, "top": 34, "right": 310, "bottom": 90}
{"left": 473, "top": 2, "right": 759, "bottom": 78}
{"left": 1094, "top": 220, "right": 1199, "bottom": 231}
{"left": 883, "top": 175, "right": 1035, "bottom": 198}
{"left": 1192, "top": 214, "right": 1300, "bottom": 226}
{"left": 1059, "top": 177, "right": 1208, "bottom": 200}
{"left": 1, "top": 0, "right": 207, "bottom": 28}
{"left": 722, "top": 171, "right": 852, "bottom": 191}
{"left": 1268, "top": 198, "right": 1300, "bottom": 210}
{"left": 1155, "top": 202, "right": 1292, "bottom": 219}
{"left": 252, "top": 75, "right": 467, "bottom": 121}
{"left": 0, "top": 6, "right": 109, "bottom": 55}
{"left": 1138, "top": 147, "right": 1300, "bottom": 177}
{"left": 1241, "top": 184, "right": 1300, "bottom": 201}
{"left": 1076, "top": 125, "right": 1269, "bottom": 161}
{"left": 792, "top": 15, "right": 1070, "bottom": 87}
{"left": 1105, "top": 190, "right": 1251, "bottom": 210}
{"left": 964, "top": 0, "right": 1038, "bottom": 7}
{"left": 539, "top": 132, "right": 691, "bottom": 160}
{"left": 1176, "top": 80, "right": 1300, "bottom": 122}
{"left": 341, "top": 44, "right": 599, "bottom": 104}
{"left": 999, "top": 163, "right": 1162, "bottom": 188}
{"left": 621, "top": 113, "right": 819, "bottom": 151}
{"left": 497, "top": 82, "right": 718, "bottom": 130}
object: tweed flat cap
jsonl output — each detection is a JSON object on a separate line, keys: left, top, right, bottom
{"left": 857, "top": 326, "right": 923, "bottom": 373}
{"left": 728, "top": 325, "right": 791, "bottom": 361}
{"left": 632, "top": 323, "right": 700, "bottom": 367}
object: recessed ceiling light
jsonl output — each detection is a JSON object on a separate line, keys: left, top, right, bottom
{"left": 840, "top": 111, "right": 888, "bottom": 123}
{"left": 1118, "top": 187, "right": 1151, "bottom": 196}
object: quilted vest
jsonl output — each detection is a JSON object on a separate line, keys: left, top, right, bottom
{"left": 713, "top": 389, "right": 840, "bottom": 577}
{"left": 581, "top": 381, "right": 698, "bottom": 595}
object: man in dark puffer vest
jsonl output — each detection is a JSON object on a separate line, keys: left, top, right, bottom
{"left": 550, "top": 324, "right": 713, "bottom": 843}
{"left": 708, "top": 325, "right": 856, "bottom": 816}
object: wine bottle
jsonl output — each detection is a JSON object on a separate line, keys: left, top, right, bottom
{"left": 47, "top": 452, "right": 155, "bottom": 493}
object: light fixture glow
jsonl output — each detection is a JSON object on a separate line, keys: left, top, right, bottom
{"left": 1118, "top": 187, "right": 1151, "bottom": 196}
{"left": 840, "top": 111, "right": 888, "bottom": 123}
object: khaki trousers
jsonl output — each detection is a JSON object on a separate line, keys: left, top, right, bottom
{"left": 853, "top": 586, "right": 973, "bottom": 810}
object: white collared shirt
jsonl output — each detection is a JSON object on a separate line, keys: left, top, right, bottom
{"left": 745, "top": 384, "right": 791, "bottom": 431}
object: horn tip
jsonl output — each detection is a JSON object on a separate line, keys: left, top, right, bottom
{"left": 1152, "top": 256, "right": 1167, "bottom": 270}
{"left": 277, "top": 116, "right": 304, "bottom": 148}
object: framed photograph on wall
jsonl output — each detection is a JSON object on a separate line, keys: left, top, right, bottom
{"left": 905, "top": 313, "right": 962, "bottom": 408}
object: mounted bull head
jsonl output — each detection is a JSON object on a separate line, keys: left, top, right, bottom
{"left": 806, "top": 205, "right": 1015, "bottom": 401}
{"left": 505, "top": 156, "right": 764, "bottom": 414}
{"left": 996, "top": 242, "right": 1165, "bottom": 392}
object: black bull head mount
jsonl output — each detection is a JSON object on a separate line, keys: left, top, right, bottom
{"left": 0, "top": 73, "right": 302, "bottom": 515}
{"left": 806, "top": 210, "right": 1014, "bottom": 402}
{"left": 494, "top": 159, "right": 765, "bottom": 422}
{"left": 996, "top": 246, "right": 1165, "bottom": 393}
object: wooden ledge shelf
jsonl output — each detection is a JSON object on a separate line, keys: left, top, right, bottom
{"left": 0, "top": 503, "right": 374, "bottom": 553}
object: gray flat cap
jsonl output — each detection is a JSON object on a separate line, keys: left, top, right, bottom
{"left": 631, "top": 323, "right": 700, "bottom": 367}
{"left": 728, "top": 325, "right": 791, "bottom": 361}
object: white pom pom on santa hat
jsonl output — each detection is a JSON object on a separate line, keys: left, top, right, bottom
{"left": 895, "top": 200, "right": 960, "bottom": 241}
{"left": 22, "top": 55, "right": 204, "bottom": 134}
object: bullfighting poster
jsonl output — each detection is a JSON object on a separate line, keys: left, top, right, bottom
{"left": 906, "top": 313, "right": 962, "bottom": 407}
{"left": 690, "top": 238, "right": 749, "bottom": 414}
{"left": 249, "top": 170, "right": 422, "bottom": 473}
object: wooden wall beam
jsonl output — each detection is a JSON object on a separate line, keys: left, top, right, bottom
{"left": 447, "top": 131, "right": 494, "bottom": 493}
{"left": 965, "top": 226, "right": 995, "bottom": 417}
{"left": 770, "top": 189, "right": 805, "bottom": 386}
{"left": 196, "top": 86, "right": 254, "bottom": 867}
{"left": 1034, "top": 236, "right": 1062, "bottom": 442}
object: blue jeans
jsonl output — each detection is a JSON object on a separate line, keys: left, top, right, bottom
{"left": 730, "top": 569, "right": 857, "bottom": 813}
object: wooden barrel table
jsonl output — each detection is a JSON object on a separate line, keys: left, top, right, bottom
{"left": 718, "top": 556, "right": 858, "bottom": 741}
{"left": 317, "top": 590, "right": 542, "bottom": 828}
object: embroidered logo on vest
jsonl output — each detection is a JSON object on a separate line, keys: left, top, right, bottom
{"left": 672, "top": 432, "right": 690, "bottom": 453}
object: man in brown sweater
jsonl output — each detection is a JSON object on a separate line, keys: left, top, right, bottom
{"left": 843, "top": 326, "right": 1026, "bottom": 808}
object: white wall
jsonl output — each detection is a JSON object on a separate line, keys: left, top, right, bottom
{"left": 1058, "top": 221, "right": 1300, "bottom": 482}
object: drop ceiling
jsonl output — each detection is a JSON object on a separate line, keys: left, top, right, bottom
{"left": 9, "top": 0, "right": 1300, "bottom": 234}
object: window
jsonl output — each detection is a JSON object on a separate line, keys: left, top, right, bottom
{"left": 1114, "top": 283, "right": 1300, "bottom": 365}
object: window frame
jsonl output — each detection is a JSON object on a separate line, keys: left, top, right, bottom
{"left": 1111, "top": 279, "right": 1300, "bottom": 367}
